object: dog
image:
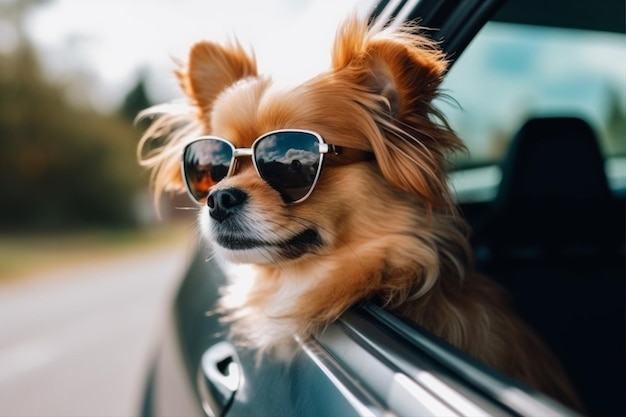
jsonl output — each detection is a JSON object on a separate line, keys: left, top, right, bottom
{"left": 138, "top": 15, "right": 583, "bottom": 412}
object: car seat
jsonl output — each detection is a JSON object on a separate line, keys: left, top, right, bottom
{"left": 472, "top": 116, "right": 625, "bottom": 416}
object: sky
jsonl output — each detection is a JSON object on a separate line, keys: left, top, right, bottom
{"left": 22, "top": 0, "right": 376, "bottom": 113}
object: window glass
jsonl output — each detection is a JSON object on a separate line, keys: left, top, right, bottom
{"left": 440, "top": 22, "right": 626, "bottom": 200}
{"left": 441, "top": 22, "right": 626, "bottom": 164}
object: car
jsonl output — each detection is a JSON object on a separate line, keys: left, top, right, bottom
{"left": 140, "top": 0, "right": 625, "bottom": 416}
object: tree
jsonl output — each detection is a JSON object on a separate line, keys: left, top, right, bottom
{"left": 0, "top": 3, "right": 146, "bottom": 231}
{"left": 120, "top": 74, "right": 153, "bottom": 123}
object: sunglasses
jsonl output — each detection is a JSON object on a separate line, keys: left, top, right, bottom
{"left": 182, "top": 129, "right": 371, "bottom": 204}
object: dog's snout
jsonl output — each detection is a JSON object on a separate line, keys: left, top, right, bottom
{"left": 207, "top": 188, "right": 248, "bottom": 222}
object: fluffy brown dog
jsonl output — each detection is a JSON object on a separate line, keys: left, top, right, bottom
{"left": 138, "top": 16, "right": 582, "bottom": 411}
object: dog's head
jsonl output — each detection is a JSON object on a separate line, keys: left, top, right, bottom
{"left": 140, "top": 16, "right": 464, "bottom": 269}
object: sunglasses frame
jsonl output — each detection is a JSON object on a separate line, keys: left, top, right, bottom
{"left": 182, "top": 129, "right": 344, "bottom": 205}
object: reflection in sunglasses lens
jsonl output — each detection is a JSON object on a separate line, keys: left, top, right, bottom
{"left": 254, "top": 132, "right": 321, "bottom": 202}
{"left": 183, "top": 139, "right": 233, "bottom": 202}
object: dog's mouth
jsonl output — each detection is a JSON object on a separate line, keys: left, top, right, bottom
{"left": 215, "top": 228, "right": 323, "bottom": 260}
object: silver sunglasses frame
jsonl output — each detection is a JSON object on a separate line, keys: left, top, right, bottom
{"left": 181, "top": 129, "right": 340, "bottom": 205}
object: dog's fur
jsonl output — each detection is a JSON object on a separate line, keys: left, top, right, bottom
{"left": 138, "top": 16, "right": 583, "bottom": 411}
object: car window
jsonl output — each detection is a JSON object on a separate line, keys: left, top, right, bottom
{"left": 441, "top": 22, "right": 626, "bottom": 201}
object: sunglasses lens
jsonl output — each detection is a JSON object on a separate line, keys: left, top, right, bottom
{"left": 254, "top": 132, "right": 322, "bottom": 203}
{"left": 183, "top": 139, "right": 233, "bottom": 202}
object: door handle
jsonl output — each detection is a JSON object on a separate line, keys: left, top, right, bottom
{"left": 197, "top": 341, "right": 241, "bottom": 417}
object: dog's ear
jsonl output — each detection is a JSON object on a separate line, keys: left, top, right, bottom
{"left": 177, "top": 40, "right": 258, "bottom": 127}
{"left": 137, "top": 41, "right": 257, "bottom": 206}
{"left": 332, "top": 18, "right": 462, "bottom": 208}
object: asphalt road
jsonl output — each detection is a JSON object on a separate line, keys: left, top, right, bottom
{"left": 0, "top": 242, "right": 193, "bottom": 417}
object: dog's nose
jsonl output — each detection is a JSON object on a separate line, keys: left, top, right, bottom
{"left": 207, "top": 188, "right": 248, "bottom": 222}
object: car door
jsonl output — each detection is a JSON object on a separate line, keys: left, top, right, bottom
{"left": 178, "top": 244, "right": 577, "bottom": 417}
{"left": 173, "top": 243, "right": 576, "bottom": 417}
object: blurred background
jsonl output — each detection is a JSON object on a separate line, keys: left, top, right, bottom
{"left": 0, "top": 0, "right": 368, "bottom": 415}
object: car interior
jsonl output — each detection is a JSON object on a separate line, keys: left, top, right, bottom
{"left": 463, "top": 116, "right": 624, "bottom": 416}
{"left": 438, "top": 2, "right": 625, "bottom": 414}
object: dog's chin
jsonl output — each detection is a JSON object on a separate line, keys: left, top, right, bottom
{"left": 210, "top": 228, "right": 323, "bottom": 265}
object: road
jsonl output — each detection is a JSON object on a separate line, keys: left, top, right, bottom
{"left": 0, "top": 242, "right": 194, "bottom": 417}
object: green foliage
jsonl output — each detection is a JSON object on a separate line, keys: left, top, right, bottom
{"left": 121, "top": 75, "right": 152, "bottom": 123}
{"left": 0, "top": 46, "right": 149, "bottom": 231}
